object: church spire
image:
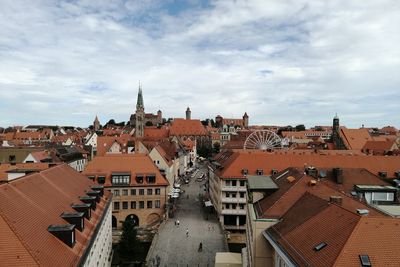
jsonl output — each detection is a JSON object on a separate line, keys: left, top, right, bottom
{"left": 136, "top": 83, "right": 144, "bottom": 110}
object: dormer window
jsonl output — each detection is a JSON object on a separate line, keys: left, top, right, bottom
{"left": 97, "top": 176, "right": 105, "bottom": 184}
{"left": 136, "top": 174, "right": 144, "bottom": 184}
{"left": 87, "top": 175, "right": 95, "bottom": 181}
{"left": 242, "top": 169, "right": 248, "bottom": 175}
{"left": 146, "top": 174, "right": 156, "bottom": 184}
{"left": 111, "top": 173, "right": 130, "bottom": 186}
{"left": 257, "top": 169, "right": 264, "bottom": 175}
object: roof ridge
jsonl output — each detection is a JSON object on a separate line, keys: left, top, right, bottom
{"left": 0, "top": 209, "right": 41, "bottom": 265}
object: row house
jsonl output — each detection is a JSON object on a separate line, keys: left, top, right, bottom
{"left": 0, "top": 164, "right": 113, "bottom": 267}
{"left": 83, "top": 154, "right": 169, "bottom": 229}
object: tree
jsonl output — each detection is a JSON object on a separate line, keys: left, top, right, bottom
{"left": 118, "top": 219, "right": 139, "bottom": 260}
{"left": 295, "top": 124, "right": 306, "bottom": 131}
{"left": 145, "top": 121, "right": 153, "bottom": 126}
{"left": 106, "top": 119, "right": 116, "bottom": 126}
{"left": 213, "top": 142, "right": 221, "bottom": 154}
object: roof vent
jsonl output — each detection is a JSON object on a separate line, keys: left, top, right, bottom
{"left": 79, "top": 196, "right": 97, "bottom": 210}
{"left": 314, "top": 242, "right": 327, "bottom": 251}
{"left": 357, "top": 209, "right": 369, "bottom": 215}
{"left": 256, "top": 169, "right": 264, "bottom": 175}
{"left": 61, "top": 212, "right": 85, "bottom": 231}
{"left": 48, "top": 224, "right": 75, "bottom": 247}
{"left": 359, "top": 254, "right": 371, "bottom": 267}
{"left": 271, "top": 169, "right": 278, "bottom": 175}
{"left": 71, "top": 203, "right": 91, "bottom": 219}
{"left": 242, "top": 169, "right": 248, "bottom": 175}
{"left": 87, "top": 190, "right": 101, "bottom": 203}
{"left": 329, "top": 196, "right": 342, "bottom": 205}
{"left": 378, "top": 171, "right": 387, "bottom": 178}
{"left": 309, "top": 180, "right": 317, "bottom": 186}
{"left": 318, "top": 170, "right": 327, "bottom": 178}
{"left": 306, "top": 166, "right": 318, "bottom": 177}
{"left": 91, "top": 185, "right": 104, "bottom": 196}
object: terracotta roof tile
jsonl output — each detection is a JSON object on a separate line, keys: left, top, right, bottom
{"left": 169, "top": 119, "right": 207, "bottom": 136}
{"left": 340, "top": 128, "right": 373, "bottom": 150}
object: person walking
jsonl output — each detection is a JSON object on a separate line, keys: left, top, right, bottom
{"left": 177, "top": 220, "right": 180, "bottom": 227}
{"left": 198, "top": 242, "right": 203, "bottom": 252}
{"left": 186, "top": 228, "right": 189, "bottom": 237}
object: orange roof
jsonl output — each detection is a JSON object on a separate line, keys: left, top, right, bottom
{"left": 340, "top": 128, "right": 373, "bottom": 150}
{"left": 0, "top": 164, "right": 111, "bottom": 267}
{"left": 214, "top": 150, "right": 400, "bottom": 179}
{"left": 169, "top": 119, "right": 207, "bottom": 136}
{"left": 143, "top": 126, "right": 169, "bottom": 140}
{"left": 83, "top": 154, "right": 169, "bottom": 187}
{"left": 334, "top": 217, "right": 400, "bottom": 266}
{"left": 96, "top": 135, "right": 134, "bottom": 156}
{"left": 0, "top": 163, "right": 52, "bottom": 181}
{"left": 13, "top": 132, "right": 45, "bottom": 140}
{"left": 30, "top": 151, "right": 50, "bottom": 162}
{"left": 222, "top": 118, "right": 244, "bottom": 127}
{"left": 362, "top": 140, "right": 397, "bottom": 152}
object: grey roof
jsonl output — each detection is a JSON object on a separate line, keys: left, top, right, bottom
{"left": 247, "top": 175, "right": 278, "bottom": 190}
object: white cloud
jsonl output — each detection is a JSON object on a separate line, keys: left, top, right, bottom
{"left": 0, "top": 0, "right": 399, "bottom": 128}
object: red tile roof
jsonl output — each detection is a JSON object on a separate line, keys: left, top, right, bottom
{"left": 0, "top": 164, "right": 111, "bottom": 267}
{"left": 83, "top": 154, "right": 169, "bottom": 187}
{"left": 169, "top": 119, "right": 207, "bottom": 136}
{"left": 214, "top": 150, "right": 400, "bottom": 179}
{"left": 340, "top": 128, "right": 373, "bottom": 150}
{"left": 143, "top": 126, "right": 169, "bottom": 140}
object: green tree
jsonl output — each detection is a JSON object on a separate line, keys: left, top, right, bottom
{"left": 295, "top": 124, "right": 306, "bottom": 131}
{"left": 213, "top": 142, "right": 221, "bottom": 154}
{"left": 119, "top": 219, "right": 138, "bottom": 260}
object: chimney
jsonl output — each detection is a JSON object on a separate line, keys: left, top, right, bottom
{"left": 91, "top": 185, "right": 104, "bottom": 196}
{"left": 329, "top": 196, "right": 342, "bottom": 205}
{"left": 333, "top": 168, "right": 343, "bottom": 184}
{"left": 87, "top": 190, "right": 101, "bottom": 203}
{"left": 61, "top": 212, "right": 85, "bottom": 231}
{"left": 71, "top": 203, "right": 92, "bottom": 219}
{"left": 357, "top": 209, "right": 369, "bottom": 215}
{"left": 79, "top": 196, "right": 97, "bottom": 210}
{"left": 48, "top": 224, "right": 76, "bottom": 247}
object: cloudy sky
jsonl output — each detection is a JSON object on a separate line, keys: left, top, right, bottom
{"left": 0, "top": 0, "right": 399, "bottom": 128}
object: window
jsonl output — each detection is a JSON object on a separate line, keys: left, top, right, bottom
{"left": 111, "top": 173, "right": 130, "bottom": 186}
{"left": 232, "top": 193, "right": 236, "bottom": 198}
{"left": 113, "top": 190, "right": 120, "bottom": 196}
{"left": 114, "top": 202, "right": 120, "bottom": 210}
{"left": 239, "top": 204, "right": 244, "bottom": 209}
{"left": 155, "top": 200, "right": 160, "bottom": 208}
{"left": 147, "top": 189, "right": 153, "bottom": 195}
{"left": 88, "top": 175, "right": 95, "bottom": 181}
{"left": 122, "top": 202, "right": 128, "bottom": 209}
{"left": 257, "top": 169, "right": 264, "bottom": 175}
{"left": 122, "top": 189, "right": 128, "bottom": 196}
{"left": 146, "top": 174, "right": 156, "bottom": 184}
{"left": 240, "top": 192, "right": 245, "bottom": 198}
{"left": 131, "top": 201, "right": 136, "bottom": 209}
{"left": 139, "top": 189, "right": 144, "bottom": 195}
{"left": 232, "top": 180, "right": 237, "bottom": 186}
{"left": 225, "top": 180, "right": 230, "bottom": 186}
{"left": 9, "top": 155, "right": 16, "bottom": 162}
{"left": 98, "top": 176, "right": 105, "bottom": 184}
{"left": 372, "top": 192, "right": 394, "bottom": 201}
{"left": 157, "top": 160, "right": 160, "bottom": 164}
{"left": 225, "top": 204, "right": 230, "bottom": 209}
{"left": 131, "top": 189, "right": 136, "bottom": 195}
{"left": 232, "top": 204, "right": 237, "bottom": 209}
{"left": 139, "top": 201, "right": 144, "bottom": 209}
{"left": 155, "top": 188, "right": 160, "bottom": 195}
{"left": 147, "top": 201, "right": 153, "bottom": 209}
{"left": 240, "top": 180, "right": 245, "bottom": 187}
{"left": 136, "top": 174, "right": 144, "bottom": 184}
{"left": 226, "top": 193, "right": 230, "bottom": 197}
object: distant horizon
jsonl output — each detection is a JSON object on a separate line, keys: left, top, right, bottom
{"left": 1, "top": 1, "right": 399, "bottom": 129}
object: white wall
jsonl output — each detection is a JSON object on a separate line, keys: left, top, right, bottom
{"left": 83, "top": 200, "right": 113, "bottom": 267}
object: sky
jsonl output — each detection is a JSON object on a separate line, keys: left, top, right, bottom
{"left": 0, "top": 0, "right": 399, "bottom": 128}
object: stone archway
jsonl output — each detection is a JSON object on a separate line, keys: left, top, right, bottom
{"left": 125, "top": 214, "right": 139, "bottom": 227}
{"left": 112, "top": 215, "right": 117, "bottom": 229}
{"left": 146, "top": 213, "right": 161, "bottom": 227}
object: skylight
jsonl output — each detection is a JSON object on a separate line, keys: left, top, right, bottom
{"left": 314, "top": 242, "right": 327, "bottom": 251}
{"left": 359, "top": 255, "right": 371, "bottom": 267}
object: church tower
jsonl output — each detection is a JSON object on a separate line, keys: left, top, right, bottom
{"left": 135, "top": 85, "right": 145, "bottom": 138}
{"left": 93, "top": 115, "right": 100, "bottom": 131}
{"left": 243, "top": 112, "right": 249, "bottom": 128}
{"left": 332, "top": 114, "right": 344, "bottom": 149}
{"left": 186, "top": 107, "right": 191, "bottom": 120}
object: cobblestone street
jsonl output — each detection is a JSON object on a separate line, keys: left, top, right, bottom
{"left": 146, "top": 166, "right": 228, "bottom": 267}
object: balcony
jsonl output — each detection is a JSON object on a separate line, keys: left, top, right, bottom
{"left": 221, "top": 186, "right": 247, "bottom": 192}
{"left": 221, "top": 209, "right": 247, "bottom": 215}
{"left": 224, "top": 224, "right": 247, "bottom": 230}
{"left": 221, "top": 197, "right": 247, "bottom": 204}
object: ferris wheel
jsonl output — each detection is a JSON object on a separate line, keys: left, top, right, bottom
{"left": 243, "top": 130, "right": 283, "bottom": 151}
